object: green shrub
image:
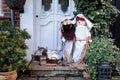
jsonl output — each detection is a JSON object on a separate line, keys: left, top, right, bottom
{"left": 0, "top": 20, "right": 31, "bottom": 72}
{"left": 73, "top": 0, "right": 120, "bottom": 37}
{"left": 86, "top": 37, "right": 120, "bottom": 80}
{"left": 73, "top": 0, "right": 120, "bottom": 79}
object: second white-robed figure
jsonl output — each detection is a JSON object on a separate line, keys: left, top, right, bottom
{"left": 73, "top": 14, "right": 92, "bottom": 62}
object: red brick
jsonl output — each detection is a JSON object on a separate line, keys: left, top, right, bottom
{"left": 2, "top": 0, "right": 20, "bottom": 26}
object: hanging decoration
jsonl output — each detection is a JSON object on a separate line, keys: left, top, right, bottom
{"left": 5, "top": 0, "right": 26, "bottom": 13}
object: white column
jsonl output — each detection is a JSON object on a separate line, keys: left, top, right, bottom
{"left": 20, "top": 0, "right": 35, "bottom": 61}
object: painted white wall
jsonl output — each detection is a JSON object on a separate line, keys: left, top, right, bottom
{"left": 20, "top": 0, "right": 35, "bottom": 61}
{"left": 0, "top": 0, "right": 3, "bottom": 16}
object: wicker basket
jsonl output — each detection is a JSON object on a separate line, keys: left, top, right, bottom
{"left": 46, "top": 57, "right": 59, "bottom": 64}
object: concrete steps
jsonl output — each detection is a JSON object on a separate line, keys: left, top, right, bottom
{"left": 26, "top": 61, "right": 90, "bottom": 80}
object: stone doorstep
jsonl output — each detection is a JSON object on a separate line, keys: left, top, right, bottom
{"left": 28, "top": 61, "right": 120, "bottom": 80}
{"left": 29, "top": 61, "right": 86, "bottom": 71}
{"left": 30, "top": 70, "right": 82, "bottom": 77}
{"left": 17, "top": 75, "right": 120, "bottom": 80}
{"left": 17, "top": 77, "right": 87, "bottom": 80}
{"left": 28, "top": 61, "right": 90, "bottom": 79}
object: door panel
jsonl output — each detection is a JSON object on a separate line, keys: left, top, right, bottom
{"left": 40, "top": 22, "right": 54, "bottom": 49}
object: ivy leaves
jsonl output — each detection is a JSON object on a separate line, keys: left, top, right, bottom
{"left": 73, "top": 0, "right": 120, "bottom": 37}
{"left": 86, "top": 37, "right": 120, "bottom": 80}
{"left": 73, "top": 0, "right": 120, "bottom": 80}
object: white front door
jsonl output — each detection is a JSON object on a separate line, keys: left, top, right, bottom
{"left": 35, "top": 0, "right": 75, "bottom": 50}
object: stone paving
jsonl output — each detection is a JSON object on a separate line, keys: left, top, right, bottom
{"left": 17, "top": 77, "right": 90, "bottom": 80}
{"left": 17, "top": 76, "right": 120, "bottom": 80}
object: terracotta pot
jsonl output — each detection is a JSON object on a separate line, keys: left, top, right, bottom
{"left": 0, "top": 70, "right": 17, "bottom": 80}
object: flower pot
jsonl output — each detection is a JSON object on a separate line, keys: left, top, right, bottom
{"left": 5, "top": 0, "right": 26, "bottom": 13}
{"left": 0, "top": 70, "right": 17, "bottom": 80}
{"left": 5, "top": 0, "right": 26, "bottom": 9}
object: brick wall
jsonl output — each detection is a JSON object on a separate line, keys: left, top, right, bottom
{"left": 1, "top": 0, "right": 20, "bottom": 26}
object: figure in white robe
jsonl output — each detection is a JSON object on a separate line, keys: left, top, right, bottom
{"left": 69, "top": 14, "right": 93, "bottom": 69}
{"left": 73, "top": 25, "right": 91, "bottom": 62}
{"left": 73, "top": 14, "right": 92, "bottom": 62}
{"left": 60, "top": 16, "right": 76, "bottom": 63}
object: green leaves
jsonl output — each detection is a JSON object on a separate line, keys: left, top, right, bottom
{"left": 74, "top": 0, "right": 120, "bottom": 79}
{"left": 86, "top": 37, "right": 120, "bottom": 80}
{"left": 0, "top": 20, "right": 31, "bottom": 72}
{"left": 74, "top": 0, "right": 120, "bottom": 38}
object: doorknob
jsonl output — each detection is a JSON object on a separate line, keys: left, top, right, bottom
{"left": 36, "top": 15, "right": 38, "bottom": 18}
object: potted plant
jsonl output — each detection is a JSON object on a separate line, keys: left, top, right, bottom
{"left": 0, "top": 20, "right": 31, "bottom": 80}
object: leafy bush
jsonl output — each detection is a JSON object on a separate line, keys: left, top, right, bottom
{"left": 0, "top": 20, "right": 31, "bottom": 72}
{"left": 86, "top": 37, "right": 120, "bottom": 80}
{"left": 73, "top": 0, "right": 120, "bottom": 37}
{"left": 73, "top": 0, "right": 120, "bottom": 80}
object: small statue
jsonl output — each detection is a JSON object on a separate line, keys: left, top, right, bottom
{"left": 60, "top": 16, "right": 76, "bottom": 65}
{"left": 70, "top": 14, "right": 93, "bottom": 69}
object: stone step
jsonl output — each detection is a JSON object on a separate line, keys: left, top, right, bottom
{"left": 18, "top": 76, "right": 90, "bottom": 80}
{"left": 27, "top": 61, "right": 90, "bottom": 79}
{"left": 29, "top": 70, "right": 82, "bottom": 77}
